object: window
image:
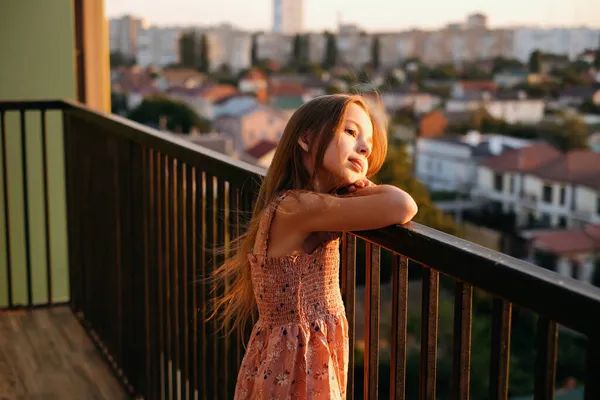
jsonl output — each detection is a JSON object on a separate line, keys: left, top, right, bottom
{"left": 509, "top": 175, "right": 515, "bottom": 194}
{"left": 559, "top": 187, "right": 566, "bottom": 206}
{"left": 494, "top": 173, "right": 503, "bottom": 192}
{"left": 597, "top": 196, "right": 600, "bottom": 215}
{"left": 542, "top": 185, "right": 553, "bottom": 204}
{"left": 558, "top": 216, "right": 567, "bottom": 228}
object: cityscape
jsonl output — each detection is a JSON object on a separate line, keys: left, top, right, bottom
{"left": 2, "top": 0, "right": 600, "bottom": 399}
{"left": 106, "top": 2, "right": 600, "bottom": 396}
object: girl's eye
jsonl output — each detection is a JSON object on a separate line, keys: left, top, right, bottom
{"left": 345, "top": 128, "right": 357, "bottom": 137}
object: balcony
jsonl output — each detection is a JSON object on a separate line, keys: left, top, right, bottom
{"left": 1, "top": 100, "right": 600, "bottom": 399}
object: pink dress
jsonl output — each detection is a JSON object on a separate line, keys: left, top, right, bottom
{"left": 234, "top": 192, "right": 349, "bottom": 399}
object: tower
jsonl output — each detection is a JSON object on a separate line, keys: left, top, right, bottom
{"left": 272, "top": 0, "right": 303, "bottom": 35}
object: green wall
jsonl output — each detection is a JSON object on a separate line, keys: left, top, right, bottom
{"left": 0, "top": 0, "right": 76, "bottom": 306}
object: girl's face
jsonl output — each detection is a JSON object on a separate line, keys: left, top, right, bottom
{"left": 307, "top": 103, "right": 374, "bottom": 192}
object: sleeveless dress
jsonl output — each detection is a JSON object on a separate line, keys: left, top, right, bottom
{"left": 234, "top": 192, "right": 349, "bottom": 400}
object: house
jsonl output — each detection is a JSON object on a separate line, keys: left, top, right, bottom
{"left": 160, "top": 68, "right": 205, "bottom": 89}
{"left": 213, "top": 93, "right": 258, "bottom": 119}
{"left": 446, "top": 91, "right": 545, "bottom": 124}
{"left": 176, "top": 132, "right": 235, "bottom": 157}
{"left": 418, "top": 110, "right": 448, "bottom": 138}
{"left": 238, "top": 68, "right": 268, "bottom": 101}
{"left": 558, "top": 87, "right": 600, "bottom": 107}
{"left": 525, "top": 224, "right": 600, "bottom": 284}
{"left": 416, "top": 131, "right": 532, "bottom": 193}
{"left": 381, "top": 89, "right": 442, "bottom": 115}
{"left": 242, "top": 139, "right": 278, "bottom": 168}
{"left": 493, "top": 70, "right": 530, "bottom": 89}
{"left": 270, "top": 96, "right": 305, "bottom": 119}
{"left": 476, "top": 144, "right": 600, "bottom": 229}
{"left": 451, "top": 80, "right": 498, "bottom": 99}
{"left": 538, "top": 53, "right": 570, "bottom": 75}
{"left": 167, "top": 84, "right": 238, "bottom": 120}
{"left": 213, "top": 104, "right": 288, "bottom": 154}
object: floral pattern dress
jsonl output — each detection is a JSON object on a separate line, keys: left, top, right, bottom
{"left": 234, "top": 192, "right": 349, "bottom": 399}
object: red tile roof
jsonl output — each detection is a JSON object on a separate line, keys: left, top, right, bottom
{"left": 245, "top": 139, "right": 278, "bottom": 159}
{"left": 531, "top": 224, "right": 600, "bottom": 254}
{"left": 241, "top": 68, "right": 267, "bottom": 81}
{"left": 481, "top": 143, "right": 562, "bottom": 173}
{"left": 532, "top": 150, "right": 600, "bottom": 190}
{"left": 269, "top": 82, "right": 306, "bottom": 97}
{"left": 458, "top": 80, "right": 498, "bottom": 93}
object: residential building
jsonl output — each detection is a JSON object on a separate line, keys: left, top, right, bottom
{"left": 466, "top": 13, "right": 488, "bottom": 30}
{"left": 213, "top": 93, "right": 258, "bottom": 119}
{"left": 204, "top": 24, "right": 252, "bottom": 73}
{"left": 243, "top": 139, "right": 279, "bottom": 168}
{"left": 526, "top": 224, "right": 600, "bottom": 284}
{"left": 238, "top": 68, "right": 269, "bottom": 101}
{"left": 416, "top": 132, "right": 532, "bottom": 193}
{"left": 160, "top": 68, "right": 205, "bottom": 89}
{"left": 136, "top": 25, "right": 182, "bottom": 67}
{"left": 256, "top": 32, "right": 294, "bottom": 67}
{"left": 493, "top": 70, "right": 530, "bottom": 89}
{"left": 558, "top": 87, "right": 600, "bottom": 107}
{"left": 378, "top": 33, "right": 415, "bottom": 69}
{"left": 167, "top": 84, "right": 238, "bottom": 120}
{"left": 270, "top": 95, "right": 305, "bottom": 119}
{"left": 178, "top": 132, "right": 235, "bottom": 157}
{"left": 336, "top": 29, "right": 373, "bottom": 69}
{"left": 213, "top": 104, "right": 288, "bottom": 154}
{"left": 418, "top": 110, "right": 448, "bottom": 138}
{"left": 446, "top": 91, "right": 545, "bottom": 125}
{"left": 273, "top": 0, "right": 304, "bottom": 35}
{"left": 511, "top": 27, "right": 600, "bottom": 62}
{"left": 476, "top": 145, "right": 600, "bottom": 229}
{"left": 306, "top": 33, "right": 327, "bottom": 65}
{"left": 109, "top": 15, "right": 143, "bottom": 60}
{"left": 381, "top": 89, "right": 442, "bottom": 115}
{"left": 451, "top": 81, "right": 498, "bottom": 99}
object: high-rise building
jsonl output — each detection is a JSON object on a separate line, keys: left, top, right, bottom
{"left": 273, "top": 0, "right": 304, "bottom": 35}
{"left": 109, "top": 15, "right": 143, "bottom": 59}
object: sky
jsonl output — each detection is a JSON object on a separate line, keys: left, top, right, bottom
{"left": 105, "top": 0, "right": 600, "bottom": 31}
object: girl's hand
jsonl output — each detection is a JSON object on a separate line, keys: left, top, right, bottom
{"left": 347, "top": 178, "right": 376, "bottom": 193}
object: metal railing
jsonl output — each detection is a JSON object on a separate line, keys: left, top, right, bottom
{"left": 1, "top": 100, "right": 600, "bottom": 400}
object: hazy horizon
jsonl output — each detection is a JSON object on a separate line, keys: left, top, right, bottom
{"left": 106, "top": 0, "right": 600, "bottom": 31}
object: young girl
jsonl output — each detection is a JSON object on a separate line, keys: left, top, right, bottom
{"left": 212, "top": 94, "right": 418, "bottom": 399}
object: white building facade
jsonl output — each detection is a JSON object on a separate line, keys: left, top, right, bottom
{"left": 136, "top": 25, "right": 182, "bottom": 68}
{"left": 273, "top": 0, "right": 304, "bottom": 35}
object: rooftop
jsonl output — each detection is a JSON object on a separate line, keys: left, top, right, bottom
{"left": 530, "top": 224, "right": 600, "bottom": 254}
{"left": 481, "top": 143, "right": 562, "bottom": 173}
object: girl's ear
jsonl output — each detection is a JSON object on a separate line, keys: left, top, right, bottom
{"left": 297, "top": 132, "right": 310, "bottom": 152}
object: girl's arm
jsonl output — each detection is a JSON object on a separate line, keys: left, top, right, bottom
{"left": 278, "top": 184, "right": 418, "bottom": 234}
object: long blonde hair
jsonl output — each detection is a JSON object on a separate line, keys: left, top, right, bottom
{"left": 208, "top": 94, "right": 388, "bottom": 334}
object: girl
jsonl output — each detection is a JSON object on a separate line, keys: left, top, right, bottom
{"left": 212, "top": 94, "right": 418, "bottom": 399}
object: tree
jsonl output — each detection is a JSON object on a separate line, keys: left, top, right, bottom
{"left": 199, "top": 34, "right": 210, "bottom": 73}
{"left": 580, "top": 98, "right": 600, "bottom": 115}
{"left": 556, "top": 67, "right": 586, "bottom": 86}
{"left": 179, "top": 31, "right": 198, "bottom": 69}
{"left": 371, "top": 36, "right": 380, "bottom": 70}
{"left": 595, "top": 49, "right": 600, "bottom": 69}
{"left": 110, "top": 51, "right": 135, "bottom": 67}
{"left": 251, "top": 34, "right": 259, "bottom": 66}
{"left": 127, "top": 95, "right": 210, "bottom": 133}
{"left": 375, "top": 144, "right": 461, "bottom": 236}
{"left": 292, "top": 34, "right": 303, "bottom": 65}
{"left": 542, "top": 112, "right": 589, "bottom": 151}
{"left": 492, "top": 56, "right": 524, "bottom": 74}
{"left": 323, "top": 32, "right": 337, "bottom": 70}
{"left": 529, "top": 50, "right": 542, "bottom": 73}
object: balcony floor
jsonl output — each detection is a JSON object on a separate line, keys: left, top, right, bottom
{"left": 0, "top": 306, "right": 128, "bottom": 400}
